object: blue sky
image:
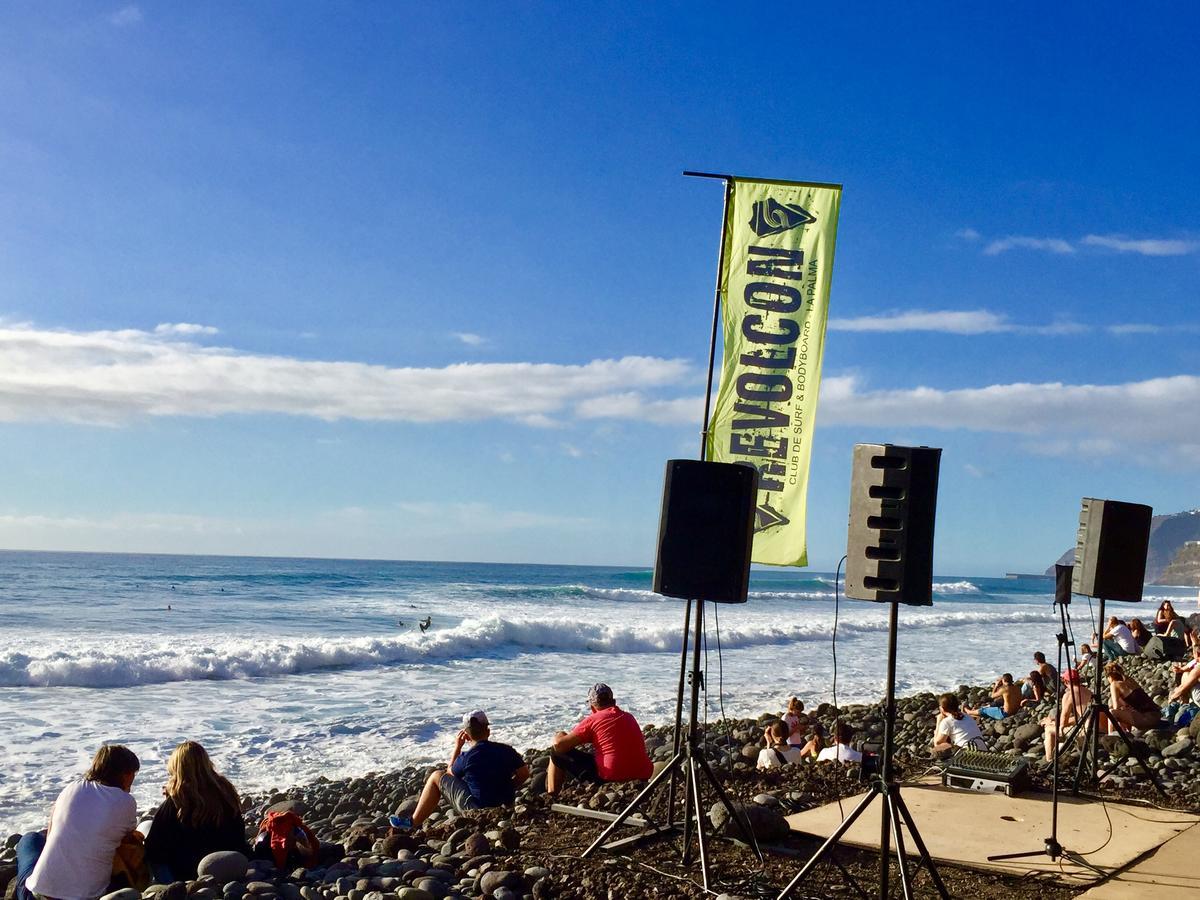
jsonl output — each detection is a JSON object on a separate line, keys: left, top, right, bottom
{"left": 0, "top": 3, "right": 1196, "bottom": 573}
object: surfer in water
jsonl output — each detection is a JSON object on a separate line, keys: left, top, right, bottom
{"left": 419, "top": 616, "right": 432, "bottom": 633}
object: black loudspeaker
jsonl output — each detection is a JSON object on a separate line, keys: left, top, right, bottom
{"left": 652, "top": 459, "right": 758, "bottom": 603}
{"left": 1071, "top": 498, "right": 1152, "bottom": 602}
{"left": 1055, "top": 564, "right": 1073, "bottom": 605}
{"left": 845, "top": 444, "right": 942, "bottom": 606}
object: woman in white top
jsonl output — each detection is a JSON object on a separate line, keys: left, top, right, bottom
{"left": 782, "top": 697, "right": 808, "bottom": 748}
{"left": 757, "top": 720, "right": 804, "bottom": 769}
{"left": 932, "top": 693, "right": 987, "bottom": 757}
{"left": 18, "top": 744, "right": 140, "bottom": 900}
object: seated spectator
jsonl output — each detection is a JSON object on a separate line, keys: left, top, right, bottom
{"left": 1033, "top": 651, "right": 1058, "bottom": 686}
{"left": 145, "top": 741, "right": 250, "bottom": 882}
{"left": 1042, "top": 669, "right": 1093, "bottom": 762}
{"left": 1103, "top": 662, "right": 1160, "bottom": 732}
{"left": 757, "top": 720, "right": 804, "bottom": 769}
{"left": 797, "top": 721, "right": 826, "bottom": 760}
{"left": 967, "top": 674, "right": 1022, "bottom": 720}
{"left": 816, "top": 722, "right": 862, "bottom": 763}
{"left": 1156, "top": 600, "right": 1178, "bottom": 634}
{"left": 547, "top": 683, "right": 653, "bottom": 794}
{"left": 932, "top": 694, "right": 987, "bottom": 757}
{"left": 1020, "top": 670, "right": 1046, "bottom": 707}
{"left": 1165, "top": 645, "right": 1200, "bottom": 724}
{"left": 1128, "top": 618, "right": 1153, "bottom": 649}
{"left": 782, "top": 696, "right": 808, "bottom": 748}
{"left": 16, "top": 745, "right": 140, "bottom": 900}
{"left": 1102, "top": 616, "right": 1140, "bottom": 659}
{"left": 1078, "top": 643, "right": 1095, "bottom": 667}
{"left": 405, "top": 710, "right": 528, "bottom": 828}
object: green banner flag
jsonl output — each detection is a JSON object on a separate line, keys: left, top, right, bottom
{"left": 705, "top": 178, "right": 842, "bottom": 567}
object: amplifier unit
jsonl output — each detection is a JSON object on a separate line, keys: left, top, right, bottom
{"left": 942, "top": 749, "right": 1030, "bottom": 798}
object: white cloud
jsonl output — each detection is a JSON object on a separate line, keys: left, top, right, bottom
{"left": 827, "top": 309, "right": 1087, "bottom": 336}
{"left": 1107, "top": 323, "right": 1163, "bottom": 335}
{"left": 154, "top": 322, "right": 218, "bottom": 336}
{"left": 963, "top": 464, "right": 985, "bottom": 478}
{"left": 984, "top": 236, "right": 1075, "bottom": 256}
{"left": 575, "top": 393, "right": 702, "bottom": 424}
{"left": 108, "top": 5, "right": 142, "bottom": 26}
{"left": 1081, "top": 234, "right": 1199, "bottom": 257}
{"left": 830, "top": 310, "right": 1011, "bottom": 334}
{"left": 956, "top": 228, "right": 981, "bottom": 241}
{"left": 451, "top": 332, "right": 486, "bottom": 346}
{"left": 0, "top": 323, "right": 692, "bottom": 426}
{"left": 561, "top": 443, "right": 584, "bottom": 458}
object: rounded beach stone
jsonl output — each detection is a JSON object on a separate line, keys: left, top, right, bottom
{"left": 395, "top": 889, "right": 434, "bottom": 900}
{"left": 100, "top": 889, "right": 142, "bottom": 900}
{"left": 199, "top": 854, "right": 250, "bottom": 888}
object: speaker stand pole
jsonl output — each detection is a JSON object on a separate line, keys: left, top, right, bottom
{"left": 1062, "top": 597, "right": 1167, "bottom": 797}
{"left": 987, "top": 600, "right": 1107, "bottom": 879}
{"left": 778, "top": 604, "right": 949, "bottom": 900}
{"left": 581, "top": 596, "right": 763, "bottom": 891}
{"left": 665, "top": 597, "right": 691, "bottom": 825}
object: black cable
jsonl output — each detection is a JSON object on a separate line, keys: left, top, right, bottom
{"left": 832, "top": 555, "right": 847, "bottom": 817}
{"left": 714, "top": 604, "right": 732, "bottom": 770}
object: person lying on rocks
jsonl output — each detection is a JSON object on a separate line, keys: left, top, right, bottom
{"left": 1102, "top": 616, "right": 1140, "bottom": 660}
{"left": 399, "top": 710, "right": 528, "bottom": 829}
{"left": 816, "top": 722, "right": 862, "bottom": 763}
{"left": 932, "top": 693, "right": 987, "bottom": 758}
{"left": 1041, "top": 668, "right": 1093, "bottom": 763}
{"left": 1020, "top": 670, "right": 1047, "bottom": 707}
{"left": 546, "top": 682, "right": 653, "bottom": 795}
{"left": 966, "top": 673, "right": 1022, "bottom": 720}
{"left": 15, "top": 744, "right": 140, "bottom": 900}
{"left": 145, "top": 741, "right": 251, "bottom": 882}
{"left": 757, "top": 720, "right": 804, "bottom": 769}
{"left": 1102, "top": 662, "right": 1160, "bottom": 732}
{"left": 1033, "top": 651, "right": 1058, "bottom": 687}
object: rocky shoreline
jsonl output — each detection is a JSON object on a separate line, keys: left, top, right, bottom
{"left": 5, "top": 655, "right": 1199, "bottom": 899}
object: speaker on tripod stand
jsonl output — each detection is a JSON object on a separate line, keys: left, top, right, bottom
{"left": 779, "top": 444, "right": 949, "bottom": 900}
{"left": 579, "top": 459, "right": 764, "bottom": 892}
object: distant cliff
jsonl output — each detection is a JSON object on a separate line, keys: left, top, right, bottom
{"left": 1048, "top": 508, "right": 1200, "bottom": 585}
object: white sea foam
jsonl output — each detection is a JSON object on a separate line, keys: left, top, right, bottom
{"left": 2, "top": 608, "right": 1054, "bottom": 689}
{"left": 932, "top": 580, "right": 982, "bottom": 593}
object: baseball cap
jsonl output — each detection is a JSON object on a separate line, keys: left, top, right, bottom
{"left": 588, "top": 683, "right": 614, "bottom": 706}
{"left": 1062, "top": 668, "right": 1080, "bottom": 684}
{"left": 462, "top": 710, "right": 489, "bottom": 727}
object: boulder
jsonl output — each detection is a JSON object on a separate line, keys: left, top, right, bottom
{"left": 478, "top": 871, "right": 524, "bottom": 897}
{"left": 196, "top": 854, "right": 249, "bottom": 885}
{"left": 100, "top": 890, "right": 142, "bottom": 900}
{"left": 1163, "top": 738, "right": 1194, "bottom": 758}
{"left": 1011, "top": 722, "right": 1043, "bottom": 750}
{"left": 708, "top": 801, "right": 789, "bottom": 843}
{"left": 144, "top": 882, "right": 188, "bottom": 900}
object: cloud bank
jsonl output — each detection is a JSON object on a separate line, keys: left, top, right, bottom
{"left": 1, "top": 323, "right": 1195, "bottom": 462}
{"left": 970, "top": 230, "right": 1199, "bottom": 258}
{"left": 0, "top": 324, "right": 691, "bottom": 426}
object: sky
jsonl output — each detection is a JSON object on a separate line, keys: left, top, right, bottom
{"left": 0, "top": 3, "right": 1197, "bottom": 574}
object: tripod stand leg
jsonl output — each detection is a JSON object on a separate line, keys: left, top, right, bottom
{"left": 1095, "top": 711, "right": 1168, "bottom": 797}
{"left": 695, "top": 748, "right": 764, "bottom": 861}
{"left": 582, "top": 751, "right": 683, "bottom": 858}
{"left": 687, "top": 756, "right": 712, "bottom": 891}
{"left": 776, "top": 787, "right": 879, "bottom": 900}
{"left": 884, "top": 793, "right": 914, "bottom": 900}
{"left": 892, "top": 792, "right": 950, "bottom": 900}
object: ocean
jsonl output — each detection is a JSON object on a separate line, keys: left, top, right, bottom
{"left": 4, "top": 550, "right": 1196, "bottom": 831}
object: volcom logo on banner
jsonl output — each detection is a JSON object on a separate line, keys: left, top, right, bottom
{"left": 755, "top": 502, "right": 790, "bottom": 533}
{"left": 748, "top": 198, "right": 816, "bottom": 237}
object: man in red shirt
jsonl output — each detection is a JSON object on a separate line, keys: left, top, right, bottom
{"left": 546, "top": 683, "right": 653, "bottom": 795}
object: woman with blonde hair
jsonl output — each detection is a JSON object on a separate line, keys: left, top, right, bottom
{"left": 1103, "top": 662, "right": 1160, "bottom": 733}
{"left": 145, "top": 742, "right": 249, "bottom": 881}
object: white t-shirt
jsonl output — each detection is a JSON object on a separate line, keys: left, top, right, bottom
{"left": 935, "top": 713, "right": 986, "bottom": 749}
{"left": 757, "top": 745, "right": 805, "bottom": 769}
{"left": 817, "top": 743, "right": 863, "bottom": 763}
{"left": 27, "top": 780, "right": 137, "bottom": 900}
{"left": 1110, "top": 624, "right": 1139, "bottom": 654}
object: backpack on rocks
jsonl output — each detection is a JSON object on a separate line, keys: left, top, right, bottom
{"left": 254, "top": 811, "right": 319, "bottom": 871}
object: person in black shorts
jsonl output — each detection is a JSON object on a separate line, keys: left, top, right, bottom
{"left": 400, "top": 710, "right": 529, "bottom": 829}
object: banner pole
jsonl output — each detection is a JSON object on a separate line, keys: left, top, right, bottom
{"left": 686, "top": 172, "right": 734, "bottom": 461}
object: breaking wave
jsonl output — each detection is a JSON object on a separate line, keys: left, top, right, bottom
{"left": 3, "top": 608, "right": 1054, "bottom": 689}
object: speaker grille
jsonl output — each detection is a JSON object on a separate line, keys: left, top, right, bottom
{"left": 1071, "top": 498, "right": 1152, "bottom": 602}
{"left": 845, "top": 444, "right": 941, "bottom": 606}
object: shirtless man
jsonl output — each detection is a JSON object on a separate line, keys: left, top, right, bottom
{"left": 1042, "top": 669, "right": 1094, "bottom": 762}
{"left": 967, "top": 673, "right": 1023, "bottom": 720}
{"left": 1033, "top": 651, "right": 1058, "bottom": 686}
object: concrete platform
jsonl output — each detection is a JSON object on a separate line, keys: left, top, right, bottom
{"left": 785, "top": 779, "right": 1198, "bottom": 887}
{"left": 1079, "top": 821, "right": 1200, "bottom": 898}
